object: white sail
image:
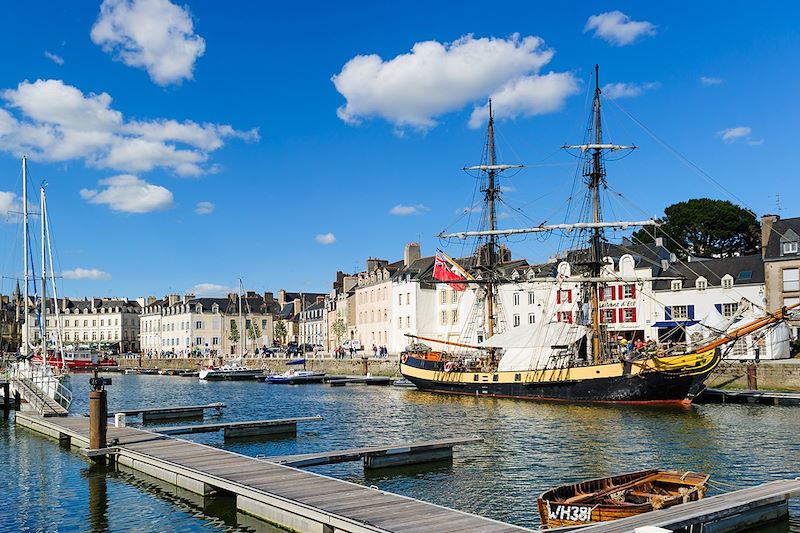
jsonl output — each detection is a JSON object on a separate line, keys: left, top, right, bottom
{"left": 482, "top": 321, "right": 589, "bottom": 372}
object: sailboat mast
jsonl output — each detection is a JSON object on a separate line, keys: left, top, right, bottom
{"left": 589, "top": 64, "right": 604, "bottom": 363}
{"left": 22, "top": 156, "right": 29, "bottom": 357}
{"left": 40, "top": 185, "right": 46, "bottom": 356}
{"left": 238, "top": 279, "right": 243, "bottom": 357}
{"left": 485, "top": 100, "right": 498, "bottom": 338}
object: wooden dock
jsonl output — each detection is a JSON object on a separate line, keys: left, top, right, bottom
{"left": 696, "top": 388, "right": 800, "bottom": 406}
{"left": 15, "top": 413, "right": 530, "bottom": 533}
{"left": 262, "top": 436, "right": 482, "bottom": 469}
{"left": 111, "top": 403, "right": 226, "bottom": 421}
{"left": 151, "top": 416, "right": 323, "bottom": 439}
{"left": 328, "top": 377, "right": 392, "bottom": 387}
{"left": 549, "top": 478, "right": 800, "bottom": 533}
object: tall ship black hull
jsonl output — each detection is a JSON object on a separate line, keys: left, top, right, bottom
{"left": 400, "top": 348, "right": 720, "bottom": 405}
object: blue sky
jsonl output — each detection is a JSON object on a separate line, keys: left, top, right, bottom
{"left": 0, "top": 1, "right": 797, "bottom": 299}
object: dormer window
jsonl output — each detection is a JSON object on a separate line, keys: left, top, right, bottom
{"left": 721, "top": 274, "right": 734, "bottom": 289}
{"left": 696, "top": 277, "right": 707, "bottom": 291}
{"left": 671, "top": 280, "right": 682, "bottom": 291}
{"left": 784, "top": 241, "right": 798, "bottom": 255}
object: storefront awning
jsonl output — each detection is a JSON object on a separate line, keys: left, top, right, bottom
{"left": 654, "top": 320, "right": 699, "bottom": 328}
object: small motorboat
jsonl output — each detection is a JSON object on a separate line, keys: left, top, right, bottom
{"left": 199, "top": 359, "right": 264, "bottom": 381}
{"left": 392, "top": 378, "right": 417, "bottom": 388}
{"left": 179, "top": 370, "right": 199, "bottom": 377}
{"left": 537, "top": 469, "right": 709, "bottom": 529}
{"left": 266, "top": 359, "right": 325, "bottom": 384}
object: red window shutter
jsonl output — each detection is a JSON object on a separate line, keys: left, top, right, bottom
{"left": 631, "top": 307, "right": 637, "bottom": 322}
{"left": 630, "top": 284, "right": 636, "bottom": 298}
{"left": 611, "top": 286, "right": 617, "bottom": 300}
{"left": 568, "top": 312, "right": 573, "bottom": 324}
{"left": 567, "top": 290, "right": 573, "bottom": 303}
{"left": 555, "top": 312, "right": 560, "bottom": 322}
{"left": 610, "top": 309, "right": 616, "bottom": 323}
{"left": 599, "top": 287, "right": 605, "bottom": 300}
{"left": 618, "top": 309, "right": 624, "bottom": 323}
{"left": 556, "top": 291, "right": 561, "bottom": 304}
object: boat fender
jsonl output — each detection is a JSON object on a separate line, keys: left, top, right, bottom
{"left": 444, "top": 361, "right": 454, "bottom": 372}
{"left": 401, "top": 353, "right": 409, "bottom": 364}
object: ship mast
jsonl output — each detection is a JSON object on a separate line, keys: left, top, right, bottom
{"left": 485, "top": 100, "right": 498, "bottom": 338}
{"left": 589, "top": 64, "right": 604, "bottom": 363}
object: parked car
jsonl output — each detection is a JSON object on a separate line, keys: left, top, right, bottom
{"left": 342, "top": 340, "right": 362, "bottom": 351}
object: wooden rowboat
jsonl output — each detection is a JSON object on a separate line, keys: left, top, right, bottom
{"left": 537, "top": 469, "right": 710, "bottom": 528}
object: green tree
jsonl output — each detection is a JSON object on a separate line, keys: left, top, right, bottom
{"left": 228, "top": 320, "right": 240, "bottom": 345}
{"left": 332, "top": 318, "right": 347, "bottom": 346}
{"left": 631, "top": 198, "right": 760, "bottom": 258}
{"left": 248, "top": 322, "right": 261, "bottom": 343}
{"left": 273, "top": 320, "right": 287, "bottom": 344}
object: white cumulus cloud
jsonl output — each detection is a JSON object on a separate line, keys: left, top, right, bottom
{"left": 585, "top": 11, "right": 656, "bottom": 46}
{"left": 0, "top": 191, "right": 23, "bottom": 223}
{"left": 194, "top": 201, "right": 214, "bottom": 214}
{"left": 700, "top": 76, "right": 722, "bottom": 86}
{"left": 601, "top": 81, "right": 659, "bottom": 99}
{"left": 189, "top": 283, "right": 233, "bottom": 296}
{"left": 333, "top": 33, "right": 578, "bottom": 130}
{"left": 44, "top": 51, "right": 64, "bottom": 65}
{"left": 389, "top": 204, "right": 430, "bottom": 215}
{"left": 0, "top": 79, "right": 257, "bottom": 175}
{"left": 469, "top": 72, "right": 580, "bottom": 128}
{"left": 91, "top": 0, "right": 206, "bottom": 86}
{"left": 80, "top": 174, "right": 174, "bottom": 213}
{"left": 716, "top": 126, "right": 762, "bottom": 145}
{"left": 62, "top": 268, "right": 112, "bottom": 280}
{"left": 315, "top": 232, "right": 336, "bottom": 245}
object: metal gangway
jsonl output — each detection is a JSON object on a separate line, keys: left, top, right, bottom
{"left": 6, "top": 360, "right": 71, "bottom": 417}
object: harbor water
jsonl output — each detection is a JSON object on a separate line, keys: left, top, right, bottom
{"left": 2, "top": 373, "right": 799, "bottom": 532}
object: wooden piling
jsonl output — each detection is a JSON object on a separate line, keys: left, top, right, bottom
{"left": 88, "top": 390, "right": 107, "bottom": 464}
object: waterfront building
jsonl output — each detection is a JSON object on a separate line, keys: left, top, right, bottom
{"left": 762, "top": 214, "right": 800, "bottom": 336}
{"left": 324, "top": 272, "right": 356, "bottom": 351}
{"left": 355, "top": 256, "right": 404, "bottom": 352}
{"left": 275, "top": 290, "right": 326, "bottom": 344}
{"left": 298, "top": 296, "right": 326, "bottom": 350}
{"left": 22, "top": 296, "right": 142, "bottom": 353}
{"left": 390, "top": 245, "right": 436, "bottom": 353}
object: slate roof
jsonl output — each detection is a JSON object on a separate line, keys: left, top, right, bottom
{"left": 764, "top": 216, "right": 800, "bottom": 261}
{"left": 653, "top": 254, "right": 764, "bottom": 290}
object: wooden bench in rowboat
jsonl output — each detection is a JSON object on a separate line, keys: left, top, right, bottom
{"left": 537, "top": 469, "right": 710, "bottom": 529}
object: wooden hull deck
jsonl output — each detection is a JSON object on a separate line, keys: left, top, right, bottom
{"left": 15, "top": 413, "right": 530, "bottom": 533}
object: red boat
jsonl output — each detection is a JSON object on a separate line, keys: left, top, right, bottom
{"left": 33, "top": 349, "right": 118, "bottom": 370}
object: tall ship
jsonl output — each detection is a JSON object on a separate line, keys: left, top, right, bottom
{"left": 399, "top": 66, "right": 796, "bottom": 404}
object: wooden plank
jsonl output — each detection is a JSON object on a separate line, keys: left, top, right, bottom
{"left": 151, "top": 416, "right": 322, "bottom": 435}
{"left": 113, "top": 402, "right": 225, "bottom": 416}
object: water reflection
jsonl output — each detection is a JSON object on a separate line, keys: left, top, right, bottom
{"left": 85, "top": 465, "right": 109, "bottom": 532}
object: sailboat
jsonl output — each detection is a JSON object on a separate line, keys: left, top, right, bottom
{"left": 199, "top": 280, "right": 264, "bottom": 380}
{"left": 399, "top": 66, "right": 797, "bottom": 404}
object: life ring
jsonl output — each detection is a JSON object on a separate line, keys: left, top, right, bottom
{"left": 444, "top": 361, "right": 454, "bottom": 372}
{"left": 401, "top": 353, "right": 409, "bottom": 364}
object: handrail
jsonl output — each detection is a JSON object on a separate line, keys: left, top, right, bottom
{"left": 9, "top": 360, "right": 72, "bottom": 412}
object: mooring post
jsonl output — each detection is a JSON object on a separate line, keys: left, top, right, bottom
{"left": 362, "top": 356, "right": 369, "bottom": 376}
{"left": 747, "top": 363, "right": 758, "bottom": 390}
{"left": 2, "top": 381, "right": 9, "bottom": 416}
{"left": 89, "top": 369, "right": 109, "bottom": 464}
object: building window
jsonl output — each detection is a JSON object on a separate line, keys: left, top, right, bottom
{"left": 406, "top": 293, "right": 410, "bottom": 305}
{"left": 623, "top": 308, "right": 635, "bottom": 323}
{"left": 513, "top": 314, "right": 520, "bottom": 327}
{"left": 672, "top": 306, "right": 688, "bottom": 320}
{"left": 602, "top": 309, "right": 615, "bottom": 323}
{"left": 696, "top": 278, "right": 707, "bottom": 290}
{"left": 440, "top": 310, "right": 448, "bottom": 324}
{"left": 195, "top": 320, "right": 203, "bottom": 329}
{"left": 783, "top": 268, "right": 799, "bottom": 292}
{"left": 528, "top": 313, "right": 535, "bottom": 324}
{"left": 622, "top": 284, "right": 635, "bottom": 299}
{"left": 212, "top": 337, "right": 219, "bottom": 345}
{"left": 527, "top": 292, "right": 535, "bottom": 305}
{"left": 671, "top": 280, "right": 682, "bottom": 291}
{"left": 601, "top": 287, "right": 613, "bottom": 301}
{"left": 721, "top": 275, "right": 734, "bottom": 289}
{"left": 451, "top": 309, "right": 458, "bottom": 323}
{"left": 440, "top": 291, "right": 447, "bottom": 305}
{"left": 100, "top": 319, "right": 104, "bottom": 326}
{"left": 785, "top": 297, "right": 800, "bottom": 307}
{"left": 451, "top": 291, "right": 457, "bottom": 304}
{"left": 557, "top": 289, "right": 572, "bottom": 304}
{"left": 783, "top": 241, "right": 799, "bottom": 254}
{"left": 513, "top": 293, "right": 520, "bottom": 306}
{"left": 722, "top": 303, "right": 738, "bottom": 318}
{"left": 398, "top": 294, "right": 402, "bottom": 306}
{"left": 195, "top": 337, "right": 203, "bottom": 346}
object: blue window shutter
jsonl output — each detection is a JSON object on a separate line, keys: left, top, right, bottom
{"left": 715, "top": 304, "right": 721, "bottom": 313}
{"left": 688, "top": 305, "right": 695, "bottom": 319}
{"left": 665, "top": 306, "right": 672, "bottom": 320}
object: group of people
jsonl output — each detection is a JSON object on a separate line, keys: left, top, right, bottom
{"left": 372, "top": 344, "right": 389, "bottom": 358}
{"left": 615, "top": 336, "right": 657, "bottom": 358}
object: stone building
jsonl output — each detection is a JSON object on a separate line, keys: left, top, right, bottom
{"left": 762, "top": 214, "right": 800, "bottom": 336}
{"left": 355, "top": 256, "right": 404, "bottom": 352}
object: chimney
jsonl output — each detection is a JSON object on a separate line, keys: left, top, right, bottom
{"left": 147, "top": 296, "right": 156, "bottom": 305}
{"left": 278, "top": 289, "right": 287, "bottom": 306}
{"left": 167, "top": 294, "right": 179, "bottom": 307}
{"left": 404, "top": 242, "right": 421, "bottom": 266}
{"left": 183, "top": 293, "right": 195, "bottom": 303}
{"left": 316, "top": 295, "right": 325, "bottom": 305}
{"left": 293, "top": 298, "right": 301, "bottom": 316}
{"left": 366, "top": 258, "right": 388, "bottom": 272}
{"left": 761, "top": 214, "right": 778, "bottom": 258}
{"left": 246, "top": 290, "right": 256, "bottom": 298}
{"left": 264, "top": 291, "right": 274, "bottom": 303}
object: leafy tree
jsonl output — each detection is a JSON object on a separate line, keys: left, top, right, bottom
{"left": 248, "top": 322, "right": 261, "bottom": 342}
{"left": 228, "top": 320, "right": 240, "bottom": 345}
{"left": 631, "top": 198, "right": 760, "bottom": 258}
{"left": 332, "top": 318, "right": 347, "bottom": 346}
{"left": 273, "top": 320, "right": 287, "bottom": 344}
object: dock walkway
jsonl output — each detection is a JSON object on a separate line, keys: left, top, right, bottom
{"left": 151, "top": 416, "right": 323, "bottom": 438}
{"left": 9, "top": 376, "right": 68, "bottom": 417}
{"left": 697, "top": 388, "right": 800, "bottom": 406}
{"left": 15, "top": 413, "right": 530, "bottom": 533}
{"left": 113, "top": 402, "right": 225, "bottom": 421}
{"left": 264, "top": 437, "right": 482, "bottom": 469}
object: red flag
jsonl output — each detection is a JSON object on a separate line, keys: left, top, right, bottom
{"left": 433, "top": 253, "right": 467, "bottom": 291}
